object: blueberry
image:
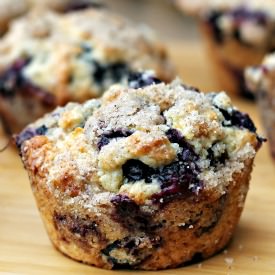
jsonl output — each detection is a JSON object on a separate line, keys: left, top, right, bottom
{"left": 110, "top": 194, "right": 154, "bottom": 231}
{"left": 218, "top": 107, "right": 257, "bottom": 132}
{"left": 166, "top": 128, "right": 183, "bottom": 144}
{"left": 93, "top": 61, "right": 128, "bottom": 86}
{"left": 101, "top": 236, "right": 161, "bottom": 268}
{"left": 97, "top": 129, "right": 133, "bottom": 150}
{"left": 122, "top": 159, "right": 155, "bottom": 182}
{"left": 207, "top": 147, "right": 228, "bottom": 167}
{"left": 15, "top": 125, "right": 48, "bottom": 150}
{"left": 120, "top": 129, "right": 203, "bottom": 201}
{"left": 128, "top": 72, "right": 162, "bottom": 89}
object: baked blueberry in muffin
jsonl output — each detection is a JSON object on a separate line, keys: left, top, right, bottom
{"left": 0, "top": 8, "right": 174, "bottom": 134}
{"left": 175, "top": 0, "right": 275, "bottom": 99}
{"left": 18, "top": 75, "right": 263, "bottom": 270}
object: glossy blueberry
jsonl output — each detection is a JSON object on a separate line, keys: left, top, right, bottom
{"left": 128, "top": 72, "right": 162, "bottom": 89}
{"left": 97, "top": 129, "right": 133, "bottom": 150}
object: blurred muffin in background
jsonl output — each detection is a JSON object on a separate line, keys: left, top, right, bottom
{"left": 175, "top": 0, "right": 275, "bottom": 99}
{"left": 246, "top": 53, "right": 275, "bottom": 159}
{"left": 0, "top": 7, "right": 174, "bottom": 134}
{"left": 0, "top": 0, "right": 101, "bottom": 35}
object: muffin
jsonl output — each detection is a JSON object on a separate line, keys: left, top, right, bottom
{"left": 0, "top": 0, "right": 102, "bottom": 35}
{"left": 175, "top": 0, "right": 275, "bottom": 99}
{"left": 0, "top": 8, "right": 174, "bottom": 134}
{"left": 246, "top": 53, "right": 275, "bottom": 159}
{"left": 17, "top": 73, "right": 263, "bottom": 270}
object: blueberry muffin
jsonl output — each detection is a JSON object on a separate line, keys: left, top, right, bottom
{"left": 17, "top": 73, "right": 263, "bottom": 270}
{"left": 175, "top": 0, "right": 275, "bottom": 99}
{"left": 0, "top": 0, "right": 102, "bottom": 36}
{"left": 0, "top": 8, "right": 174, "bottom": 134}
{"left": 246, "top": 53, "right": 275, "bottom": 159}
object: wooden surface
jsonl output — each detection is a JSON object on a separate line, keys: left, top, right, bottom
{"left": 1, "top": 42, "right": 275, "bottom": 275}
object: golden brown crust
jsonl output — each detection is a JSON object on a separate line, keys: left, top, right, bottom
{"left": 28, "top": 155, "right": 252, "bottom": 270}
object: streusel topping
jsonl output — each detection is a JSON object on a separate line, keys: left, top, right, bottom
{"left": 19, "top": 74, "right": 262, "bottom": 203}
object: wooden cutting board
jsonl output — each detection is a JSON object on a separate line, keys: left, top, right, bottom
{"left": 1, "top": 42, "right": 275, "bottom": 275}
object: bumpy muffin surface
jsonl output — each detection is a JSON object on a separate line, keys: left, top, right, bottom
{"left": 0, "top": 8, "right": 173, "bottom": 133}
{"left": 0, "top": 8, "right": 172, "bottom": 103}
{"left": 18, "top": 74, "right": 263, "bottom": 270}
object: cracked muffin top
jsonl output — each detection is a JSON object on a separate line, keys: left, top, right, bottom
{"left": 18, "top": 73, "right": 263, "bottom": 204}
{"left": 176, "top": 0, "right": 275, "bottom": 48}
{"left": 0, "top": 8, "right": 173, "bottom": 105}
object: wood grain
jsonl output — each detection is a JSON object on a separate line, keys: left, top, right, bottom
{"left": 1, "top": 42, "right": 275, "bottom": 275}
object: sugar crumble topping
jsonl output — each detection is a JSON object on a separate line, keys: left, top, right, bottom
{"left": 20, "top": 78, "right": 262, "bottom": 204}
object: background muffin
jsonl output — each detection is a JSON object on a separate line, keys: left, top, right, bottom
{"left": 246, "top": 53, "right": 275, "bottom": 159}
{"left": 0, "top": 8, "right": 174, "bottom": 134}
{"left": 17, "top": 73, "right": 263, "bottom": 270}
{"left": 175, "top": 0, "right": 275, "bottom": 99}
{"left": 0, "top": 0, "right": 102, "bottom": 35}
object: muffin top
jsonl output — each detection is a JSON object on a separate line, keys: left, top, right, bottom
{"left": 0, "top": 0, "right": 102, "bottom": 35}
{"left": 176, "top": 0, "right": 275, "bottom": 48}
{"left": 0, "top": 8, "right": 173, "bottom": 105}
{"left": 246, "top": 52, "right": 275, "bottom": 93}
{"left": 18, "top": 73, "right": 263, "bottom": 205}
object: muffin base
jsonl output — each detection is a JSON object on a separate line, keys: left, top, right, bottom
{"left": 26, "top": 141, "right": 253, "bottom": 271}
{"left": 199, "top": 22, "right": 267, "bottom": 99}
